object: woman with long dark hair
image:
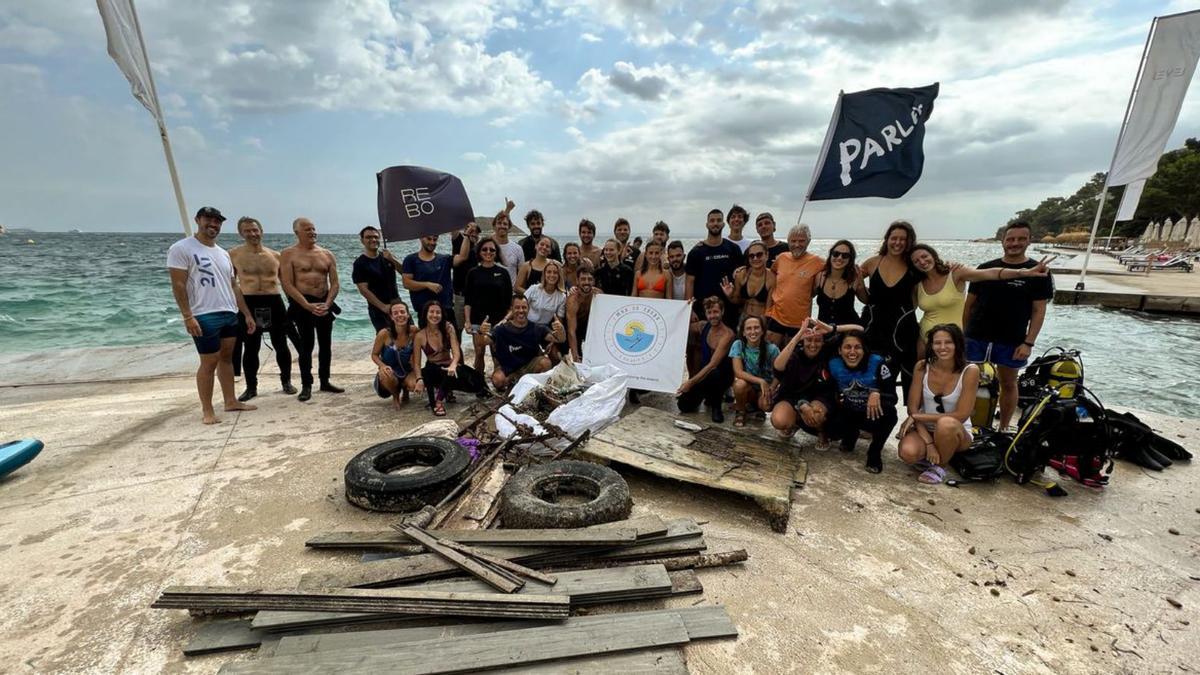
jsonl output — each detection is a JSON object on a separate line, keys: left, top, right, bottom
{"left": 827, "top": 330, "right": 899, "bottom": 473}
{"left": 463, "top": 236, "right": 513, "bottom": 375}
{"left": 897, "top": 323, "right": 980, "bottom": 484}
{"left": 562, "top": 242, "right": 583, "bottom": 288}
{"left": 721, "top": 241, "right": 775, "bottom": 325}
{"left": 515, "top": 236, "right": 552, "bottom": 295}
{"left": 412, "top": 301, "right": 485, "bottom": 416}
{"left": 815, "top": 239, "right": 862, "bottom": 325}
{"left": 370, "top": 301, "right": 422, "bottom": 409}
{"left": 730, "top": 315, "right": 780, "bottom": 427}
{"left": 856, "top": 220, "right": 920, "bottom": 393}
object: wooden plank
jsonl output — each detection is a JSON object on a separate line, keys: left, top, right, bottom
{"left": 299, "top": 518, "right": 680, "bottom": 590}
{"left": 270, "top": 606, "right": 733, "bottom": 658}
{"left": 439, "top": 539, "right": 558, "bottom": 585}
{"left": 584, "top": 407, "right": 804, "bottom": 532}
{"left": 399, "top": 526, "right": 523, "bottom": 593}
{"left": 436, "top": 460, "right": 507, "bottom": 529}
{"left": 155, "top": 587, "right": 568, "bottom": 620}
{"left": 254, "top": 564, "right": 674, "bottom": 632}
{"left": 184, "top": 619, "right": 264, "bottom": 656}
{"left": 493, "top": 648, "right": 687, "bottom": 674}
{"left": 219, "top": 612, "right": 692, "bottom": 674}
{"left": 306, "top": 527, "right": 640, "bottom": 549}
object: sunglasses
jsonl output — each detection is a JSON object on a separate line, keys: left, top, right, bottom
{"left": 480, "top": 248, "right": 497, "bottom": 254}
{"left": 748, "top": 252, "right": 765, "bottom": 259}
{"left": 830, "top": 251, "right": 852, "bottom": 260}
{"left": 933, "top": 394, "right": 945, "bottom": 413}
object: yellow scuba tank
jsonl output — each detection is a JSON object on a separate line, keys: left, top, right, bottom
{"left": 972, "top": 361, "right": 999, "bottom": 430}
{"left": 1047, "top": 355, "right": 1083, "bottom": 399}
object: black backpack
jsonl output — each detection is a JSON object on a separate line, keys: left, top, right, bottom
{"left": 949, "top": 428, "right": 1011, "bottom": 482}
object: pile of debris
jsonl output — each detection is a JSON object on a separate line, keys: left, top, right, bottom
{"left": 164, "top": 515, "right": 747, "bottom": 672}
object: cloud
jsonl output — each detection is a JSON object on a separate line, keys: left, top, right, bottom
{"left": 3, "top": 0, "right": 554, "bottom": 118}
{"left": 462, "top": 151, "right": 488, "bottom": 161}
{"left": 495, "top": 139, "right": 526, "bottom": 149}
{"left": 580, "top": 32, "right": 602, "bottom": 43}
{"left": 242, "top": 136, "right": 264, "bottom": 151}
{"left": 0, "top": 20, "right": 61, "bottom": 56}
{"left": 607, "top": 62, "right": 673, "bottom": 101}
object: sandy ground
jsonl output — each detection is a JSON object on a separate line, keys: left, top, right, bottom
{"left": 1, "top": 343, "right": 1197, "bottom": 674}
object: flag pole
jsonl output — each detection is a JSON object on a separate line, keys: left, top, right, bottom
{"left": 128, "top": 0, "right": 190, "bottom": 237}
{"left": 797, "top": 91, "right": 843, "bottom": 225}
{"left": 1077, "top": 18, "right": 1156, "bottom": 290}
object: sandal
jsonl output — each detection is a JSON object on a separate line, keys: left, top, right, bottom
{"left": 918, "top": 465, "right": 947, "bottom": 484}
{"left": 733, "top": 411, "right": 747, "bottom": 428}
{"left": 433, "top": 398, "right": 447, "bottom": 417}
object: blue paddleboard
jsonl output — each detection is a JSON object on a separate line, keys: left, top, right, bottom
{"left": 0, "top": 439, "right": 43, "bottom": 478}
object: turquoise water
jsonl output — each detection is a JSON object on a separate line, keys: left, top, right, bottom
{"left": 2, "top": 232, "right": 1198, "bottom": 417}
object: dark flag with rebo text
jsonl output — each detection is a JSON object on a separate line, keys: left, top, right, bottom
{"left": 377, "top": 165, "right": 475, "bottom": 242}
{"left": 809, "top": 83, "right": 939, "bottom": 201}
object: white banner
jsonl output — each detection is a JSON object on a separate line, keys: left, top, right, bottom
{"left": 583, "top": 296, "right": 691, "bottom": 394}
{"left": 1115, "top": 179, "right": 1146, "bottom": 221}
{"left": 97, "top": 0, "right": 162, "bottom": 123}
{"left": 1108, "top": 11, "right": 1200, "bottom": 187}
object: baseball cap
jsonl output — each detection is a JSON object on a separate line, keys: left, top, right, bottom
{"left": 195, "top": 206, "right": 226, "bottom": 222}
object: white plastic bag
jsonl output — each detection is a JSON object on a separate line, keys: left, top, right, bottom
{"left": 496, "top": 362, "right": 629, "bottom": 443}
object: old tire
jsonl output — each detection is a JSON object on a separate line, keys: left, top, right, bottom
{"left": 344, "top": 437, "right": 471, "bottom": 512}
{"left": 500, "top": 460, "right": 632, "bottom": 528}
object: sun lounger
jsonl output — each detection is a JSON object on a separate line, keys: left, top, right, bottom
{"left": 1127, "top": 255, "right": 1193, "bottom": 272}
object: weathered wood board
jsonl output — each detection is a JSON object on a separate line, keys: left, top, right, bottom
{"left": 583, "top": 406, "right": 807, "bottom": 532}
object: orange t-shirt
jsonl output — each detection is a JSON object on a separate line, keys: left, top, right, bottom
{"left": 767, "top": 252, "right": 824, "bottom": 328}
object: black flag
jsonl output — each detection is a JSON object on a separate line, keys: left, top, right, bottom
{"left": 809, "top": 83, "right": 938, "bottom": 201}
{"left": 377, "top": 165, "right": 475, "bottom": 242}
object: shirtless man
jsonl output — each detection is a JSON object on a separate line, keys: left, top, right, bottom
{"left": 167, "top": 206, "right": 257, "bottom": 424}
{"left": 229, "top": 217, "right": 297, "bottom": 401}
{"left": 280, "top": 217, "right": 344, "bottom": 401}
{"left": 578, "top": 219, "right": 602, "bottom": 268}
{"left": 566, "top": 266, "right": 602, "bottom": 362}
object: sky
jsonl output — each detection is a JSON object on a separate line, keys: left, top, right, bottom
{"left": 1, "top": 1, "right": 1198, "bottom": 239}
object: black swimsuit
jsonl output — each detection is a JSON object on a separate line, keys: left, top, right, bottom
{"left": 815, "top": 281, "right": 860, "bottom": 325}
{"left": 739, "top": 273, "right": 769, "bottom": 304}
{"left": 864, "top": 265, "right": 919, "bottom": 378}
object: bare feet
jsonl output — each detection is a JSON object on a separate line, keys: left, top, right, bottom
{"left": 392, "top": 397, "right": 403, "bottom": 411}
{"left": 224, "top": 401, "right": 258, "bottom": 412}
{"left": 202, "top": 411, "right": 221, "bottom": 425}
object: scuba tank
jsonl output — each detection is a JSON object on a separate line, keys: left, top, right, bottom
{"left": 1019, "top": 347, "right": 1084, "bottom": 410}
{"left": 971, "top": 361, "right": 999, "bottom": 430}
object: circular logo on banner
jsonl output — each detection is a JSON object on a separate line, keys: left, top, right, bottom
{"left": 604, "top": 303, "right": 668, "bottom": 366}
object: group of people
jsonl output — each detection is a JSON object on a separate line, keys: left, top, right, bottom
{"left": 168, "top": 203, "right": 1056, "bottom": 485}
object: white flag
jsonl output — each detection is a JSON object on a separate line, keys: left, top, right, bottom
{"left": 1115, "top": 179, "right": 1146, "bottom": 221}
{"left": 583, "top": 295, "right": 692, "bottom": 394}
{"left": 1108, "top": 11, "right": 1200, "bottom": 187}
{"left": 96, "top": 0, "right": 162, "bottom": 123}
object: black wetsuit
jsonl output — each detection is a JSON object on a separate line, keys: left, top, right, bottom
{"left": 236, "top": 294, "right": 295, "bottom": 389}
{"left": 863, "top": 266, "right": 919, "bottom": 393}
{"left": 288, "top": 294, "right": 340, "bottom": 386}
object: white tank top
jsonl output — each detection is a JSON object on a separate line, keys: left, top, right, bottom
{"left": 922, "top": 366, "right": 973, "bottom": 433}
{"left": 671, "top": 270, "right": 687, "bottom": 300}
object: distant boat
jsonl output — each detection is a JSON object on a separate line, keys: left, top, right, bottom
{"left": 68, "top": 229, "right": 82, "bottom": 234}
{"left": 0, "top": 224, "right": 6, "bottom": 235}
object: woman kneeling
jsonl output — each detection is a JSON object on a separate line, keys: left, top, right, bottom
{"left": 827, "top": 331, "right": 898, "bottom": 474}
{"left": 898, "top": 323, "right": 979, "bottom": 484}
{"left": 413, "top": 301, "right": 486, "bottom": 416}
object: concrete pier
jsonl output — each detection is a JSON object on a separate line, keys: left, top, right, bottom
{"left": 0, "top": 344, "right": 1197, "bottom": 673}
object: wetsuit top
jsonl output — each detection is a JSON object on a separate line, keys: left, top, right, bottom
{"left": 596, "top": 262, "right": 634, "bottom": 296}
{"left": 922, "top": 366, "right": 973, "bottom": 434}
{"left": 815, "top": 280, "right": 861, "bottom": 325}
{"left": 917, "top": 271, "right": 966, "bottom": 336}
{"left": 865, "top": 265, "right": 919, "bottom": 363}
{"left": 636, "top": 272, "right": 667, "bottom": 294}
{"left": 739, "top": 272, "right": 770, "bottom": 303}
{"left": 828, "top": 353, "right": 897, "bottom": 412}
{"left": 774, "top": 338, "right": 836, "bottom": 406}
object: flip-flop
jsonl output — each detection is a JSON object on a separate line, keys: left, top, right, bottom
{"left": 911, "top": 459, "right": 933, "bottom": 472}
{"left": 918, "top": 465, "right": 947, "bottom": 485}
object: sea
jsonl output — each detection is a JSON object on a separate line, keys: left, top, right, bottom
{"left": 2, "top": 232, "right": 1198, "bottom": 417}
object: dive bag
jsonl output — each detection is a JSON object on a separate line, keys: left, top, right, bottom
{"left": 949, "top": 428, "right": 1010, "bottom": 482}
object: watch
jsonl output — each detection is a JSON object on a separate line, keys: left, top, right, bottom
{"left": 1022, "top": 341, "right": 1035, "bottom": 348}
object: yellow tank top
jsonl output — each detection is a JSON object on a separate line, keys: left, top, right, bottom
{"left": 917, "top": 271, "right": 966, "bottom": 337}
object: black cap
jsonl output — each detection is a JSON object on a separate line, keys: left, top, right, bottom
{"left": 195, "top": 206, "right": 226, "bottom": 222}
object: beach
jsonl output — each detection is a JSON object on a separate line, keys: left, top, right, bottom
{"left": 1, "top": 344, "right": 1197, "bottom": 673}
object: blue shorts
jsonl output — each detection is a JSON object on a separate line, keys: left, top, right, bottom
{"left": 193, "top": 311, "right": 238, "bottom": 354}
{"left": 966, "top": 337, "right": 1027, "bottom": 369}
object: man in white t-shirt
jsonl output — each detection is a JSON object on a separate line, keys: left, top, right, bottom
{"left": 168, "top": 206, "right": 257, "bottom": 424}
